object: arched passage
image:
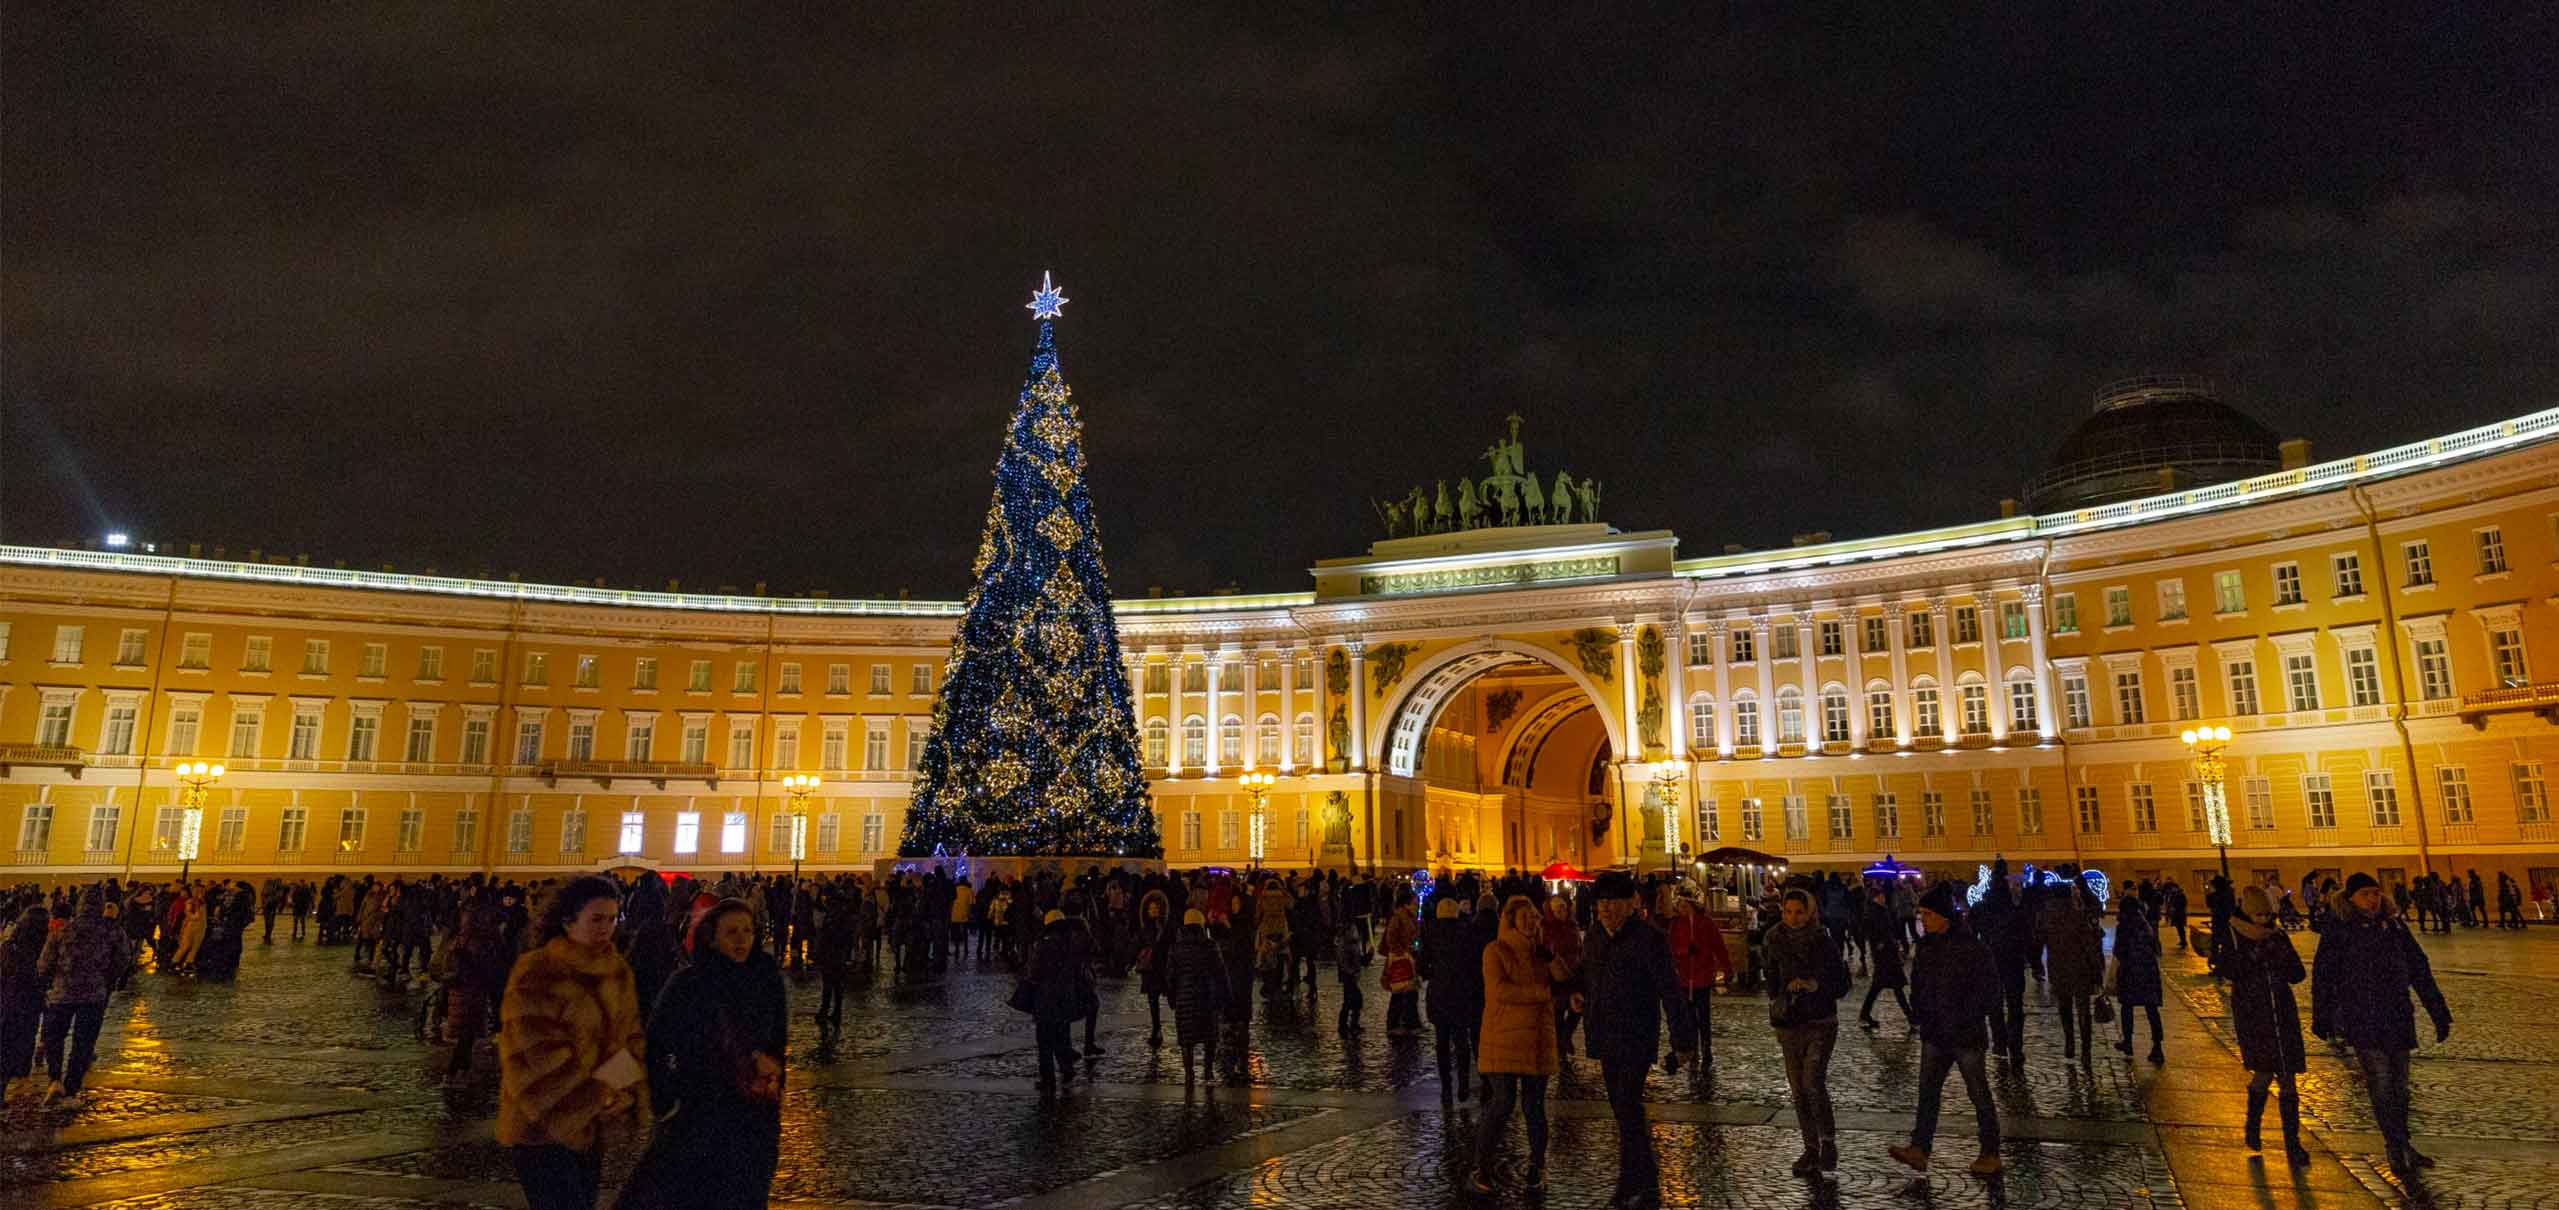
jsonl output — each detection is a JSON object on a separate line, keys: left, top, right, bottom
{"left": 1371, "top": 638, "right": 1625, "bottom": 776}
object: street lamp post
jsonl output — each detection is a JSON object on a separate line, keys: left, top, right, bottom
{"left": 1239, "top": 770, "right": 1276, "bottom": 869}
{"left": 780, "top": 773, "right": 818, "bottom": 882}
{"left": 173, "top": 760, "right": 224, "bottom": 885}
{"left": 1652, "top": 759, "right": 1688, "bottom": 879}
{"left": 2181, "top": 725, "right": 2235, "bottom": 883}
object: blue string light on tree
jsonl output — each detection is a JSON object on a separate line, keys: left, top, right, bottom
{"left": 898, "top": 272, "right": 1160, "bottom": 859}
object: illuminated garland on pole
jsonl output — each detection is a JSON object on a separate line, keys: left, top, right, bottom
{"left": 897, "top": 273, "right": 1162, "bottom": 859}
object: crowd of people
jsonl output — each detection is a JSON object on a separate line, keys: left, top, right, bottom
{"left": 0, "top": 851, "right": 2513, "bottom": 1209}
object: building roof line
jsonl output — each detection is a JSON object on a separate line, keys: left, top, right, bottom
{"left": 4, "top": 406, "right": 2549, "bottom": 614}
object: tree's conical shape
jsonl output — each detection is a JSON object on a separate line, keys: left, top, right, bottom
{"left": 899, "top": 307, "right": 1160, "bottom": 858}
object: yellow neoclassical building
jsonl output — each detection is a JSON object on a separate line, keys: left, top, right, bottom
{"left": 4, "top": 386, "right": 2557, "bottom": 896}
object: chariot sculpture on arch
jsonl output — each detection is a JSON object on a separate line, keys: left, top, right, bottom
{"left": 1374, "top": 413, "right": 1603, "bottom": 537}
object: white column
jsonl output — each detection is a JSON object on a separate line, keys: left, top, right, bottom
{"left": 1166, "top": 651, "right": 1186, "bottom": 775}
{"left": 1709, "top": 620, "right": 1735, "bottom": 756}
{"left": 1886, "top": 600, "right": 1913, "bottom": 745}
{"left": 1616, "top": 622, "right": 1642, "bottom": 758}
{"left": 1846, "top": 624, "right": 1870, "bottom": 750}
{"left": 1347, "top": 641, "right": 1368, "bottom": 771}
{"left": 1797, "top": 617, "right": 1820, "bottom": 746}
{"left": 1752, "top": 618, "right": 1776, "bottom": 756}
{"left": 1244, "top": 651, "right": 1262, "bottom": 769}
{"left": 1987, "top": 601, "right": 2010, "bottom": 744}
{"left": 1203, "top": 655, "right": 1224, "bottom": 776}
{"left": 1279, "top": 647, "right": 1298, "bottom": 773}
{"left": 1931, "top": 600, "right": 1959, "bottom": 739}
{"left": 2024, "top": 585, "right": 2058, "bottom": 740}
{"left": 1664, "top": 618, "right": 1688, "bottom": 757}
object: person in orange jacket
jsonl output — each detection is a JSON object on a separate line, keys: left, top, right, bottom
{"left": 1663, "top": 891, "right": 1733, "bottom": 1070}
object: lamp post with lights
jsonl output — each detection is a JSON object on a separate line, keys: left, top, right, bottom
{"left": 2180, "top": 725, "right": 2235, "bottom": 882}
{"left": 173, "top": 760, "right": 224, "bottom": 885}
{"left": 1652, "top": 759, "right": 1689, "bottom": 878}
{"left": 780, "top": 773, "right": 819, "bottom": 881}
{"left": 1238, "top": 770, "right": 1277, "bottom": 869}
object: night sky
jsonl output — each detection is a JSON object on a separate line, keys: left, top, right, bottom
{"left": 6, "top": 9, "right": 2554, "bottom": 599}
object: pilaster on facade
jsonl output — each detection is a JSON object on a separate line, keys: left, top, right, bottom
{"left": 1796, "top": 616, "right": 1820, "bottom": 748}
{"left": 1706, "top": 619, "right": 1735, "bottom": 756}
{"left": 1346, "top": 639, "right": 1368, "bottom": 772}
{"left": 1750, "top": 616, "right": 1777, "bottom": 756}
{"left": 1930, "top": 599, "right": 1960, "bottom": 740}
{"left": 1663, "top": 617, "right": 1688, "bottom": 758}
{"left": 2022, "top": 583, "right": 2058, "bottom": 740}
{"left": 1885, "top": 599, "right": 1913, "bottom": 745}
{"left": 1614, "top": 621, "right": 1641, "bottom": 758}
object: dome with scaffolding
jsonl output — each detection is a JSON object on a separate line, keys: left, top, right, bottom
{"left": 2024, "top": 375, "right": 2283, "bottom": 513}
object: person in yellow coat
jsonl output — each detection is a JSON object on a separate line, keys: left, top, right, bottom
{"left": 1466, "top": 895, "right": 1564, "bottom": 1195}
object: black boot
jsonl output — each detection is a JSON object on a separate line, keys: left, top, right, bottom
{"left": 2244, "top": 1086, "right": 2267, "bottom": 1151}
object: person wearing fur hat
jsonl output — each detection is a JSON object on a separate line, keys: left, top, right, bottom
{"left": 2223, "top": 885, "right": 2311, "bottom": 1167}
{"left": 1890, "top": 881, "right": 2003, "bottom": 1178}
{"left": 2313, "top": 871, "right": 2452, "bottom": 1176}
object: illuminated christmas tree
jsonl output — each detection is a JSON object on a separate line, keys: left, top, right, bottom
{"left": 899, "top": 274, "right": 1161, "bottom": 858}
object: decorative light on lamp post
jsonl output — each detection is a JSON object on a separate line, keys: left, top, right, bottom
{"left": 1238, "top": 770, "right": 1276, "bottom": 869}
{"left": 173, "top": 760, "right": 224, "bottom": 884}
{"left": 2180, "top": 725, "right": 2235, "bottom": 882}
{"left": 1652, "top": 759, "right": 1688, "bottom": 877}
{"left": 780, "top": 773, "right": 819, "bottom": 880}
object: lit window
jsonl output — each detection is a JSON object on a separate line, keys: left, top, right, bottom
{"left": 2103, "top": 588, "right": 2132, "bottom": 628}
{"left": 1688, "top": 699, "right": 1716, "bottom": 748}
{"left": 2226, "top": 660, "right": 2261, "bottom": 716}
{"left": 1182, "top": 716, "right": 1207, "bottom": 766}
{"left": 2244, "top": 777, "right": 2274, "bottom": 829}
{"left": 562, "top": 810, "right": 587, "bottom": 854}
{"left": 634, "top": 657, "right": 656, "bottom": 690}
{"left": 620, "top": 811, "right": 646, "bottom": 854}
{"left": 2169, "top": 666, "right": 2199, "bottom": 720}
{"left": 2018, "top": 788, "right": 2044, "bottom": 834}
{"left": 1772, "top": 626, "right": 1799, "bottom": 660}
{"left": 2052, "top": 594, "right": 2079, "bottom": 634}
{"left": 360, "top": 643, "right": 387, "bottom": 678}
{"left": 1827, "top": 795, "right": 1852, "bottom": 840}
{"left": 627, "top": 718, "right": 655, "bottom": 762}
{"left": 1959, "top": 684, "right": 1988, "bottom": 735}
{"left": 2000, "top": 601, "right": 2027, "bottom": 640}
{"left": 51, "top": 625, "right": 85, "bottom": 664}
{"left": 1823, "top": 690, "right": 1852, "bottom": 743}
{"left": 674, "top": 812, "right": 700, "bottom": 853}
{"left": 2007, "top": 676, "right": 2039, "bottom": 733}
{"left": 1911, "top": 685, "right": 1941, "bottom": 737}
{"left": 180, "top": 633, "right": 212, "bottom": 669}
{"left": 2061, "top": 674, "right": 2091, "bottom": 729}
{"left": 721, "top": 811, "right": 747, "bottom": 853}
{"left": 2213, "top": 570, "right": 2245, "bottom": 614}
{"left": 303, "top": 639, "right": 330, "bottom": 675}
{"left": 101, "top": 702, "right": 139, "bottom": 756}
{"left": 2156, "top": 579, "right": 2186, "bottom": 621}
{"left": 344, "top": 714, "right": 379, "bottom": 761}
{"left": 244, "top": 635, "right": 273, "bottom": 672}
{"left": 1740, "top": 797, "right": 1763, "bottom": 841}
{"left": 1867, "top": 689, "right": 1895, "bottom": 740}
{"left": 2284, "top": 653, "right": 2319, "bottom": 712}
{"left": 1775, "top": 688, "right": 1805, "bottom": 745}
{"left": 1783, "top": 796, "right": 1808, "bottom": 841}
{"left": 1144, "top": 718, "right": 1169, "bottom": 767}
{"left": 397, "top": 808, "right": 423, "bottom": 853}
{"left": 117, "top": 628, "right": 149, "bottom": 666}
{"left": 1732, "top": 696, "right": 1760, "bottom": 747}
{"left": 2344, "top": 647, "right": 2381, "bottom": 707}
{"left": 522, "top": 651, "right": 546, "bottom": 685}
{"left": 2489, "top": 627, "right": 2529, "bottom": 687}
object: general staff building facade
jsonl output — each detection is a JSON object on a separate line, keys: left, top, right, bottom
{"left": 5, "top": 396, "right": 2557, "bottom": 896}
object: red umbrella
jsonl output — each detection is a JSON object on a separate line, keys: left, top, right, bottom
{"left": 1540, "top": 861, "right": 1593, "bottom": 882}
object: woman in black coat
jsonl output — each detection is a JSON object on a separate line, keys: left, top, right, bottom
{"left": 1858, "top": 887, "right": 1909, "bottom": 1030}
{"left": 1023, "top": 910, "right": 1095, "bottom": 1092}
{"left": 1161, "top": 912, "right": 1227, "bottom": 1086}
{"left": 615, "top": 899, "right": 786, "bottom": 1210}
{"left": 1422, "top": 899, "right": 1485, "bottom": 1104}
{"left": 2222, "top": 887, "right": 2309, "bottom": 1166}
{"left": 0, "top": 905, "right": 49, "bottom": 1103}
{"left": 2110, "top": 897, "right": 2165, "bottom": 1062}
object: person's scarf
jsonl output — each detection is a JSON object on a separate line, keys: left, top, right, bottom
{"left": 2230, "top": 913, "right": 2274, "bottom": 943}
{"left": 1765, "top": 916, "right": 1826, "bottom": 973}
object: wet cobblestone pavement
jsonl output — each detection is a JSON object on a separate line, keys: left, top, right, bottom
{"left": 3, "top": 927, "right": 2555, "bottom": 1207}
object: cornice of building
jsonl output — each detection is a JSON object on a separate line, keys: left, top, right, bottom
{"left": 3, "top": 406, "right": 2550, "bottom": 634}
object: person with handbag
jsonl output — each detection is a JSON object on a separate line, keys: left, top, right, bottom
{"left": 1889, "top": 883, "right": 2003, "bottom": 1178}
{"left": 1379, "top": 892, "right": 1421, "bottom": 1036}
{"left": 497, "top": 877, "right": 646, "bottom": 1210}
{"left": 1663, "top": 893, "right": 1732, "bottom": 1072}
{"left": 613, "top": 899, "right": 786, "bottom": 1210}
{"left": 1763, "top": 886, "right": 1847, "bottom": 1179}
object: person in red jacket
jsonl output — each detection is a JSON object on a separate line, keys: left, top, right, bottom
{"left": 1663, "top": 892, "right": 1733, "bottom": 1071}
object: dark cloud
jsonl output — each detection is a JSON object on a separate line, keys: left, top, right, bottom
{"left": 4, "top": 7, "right": 2554, "bottom": 596}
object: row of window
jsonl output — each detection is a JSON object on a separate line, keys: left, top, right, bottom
{"left": 1685, "top": 604, "right": 2026, "bottom": 668}
{"left": 1171, "top": 805, "right": 1321, "bottom": 851}
{"left": 12, "top": 802, "right": 901, "bottom": 858}
{"left": 2065, "top": 529, "right": 2512, "bottom": 635}
{"left": 1695, "top": 762, "right": 2551, "bottom": 844}
{"left": 1139, "top": 656, "right": 1319, "bottom": 695}
{"left": 1686, "top": 677, "right": 2036, "bottom": 749}
{"left": 0, "top": 624, "right": 940, "bottom": 697}
{"left": 1141, "top": 713, "right": 1319, "bottom": 769}
{"left": 34, "top": 694, "right": 930, "bottom": 773}
{"left": 2053, "top": 624, "right": 2524, "bottom": 730}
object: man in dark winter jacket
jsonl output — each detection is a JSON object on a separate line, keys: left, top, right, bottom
{"left": 1891, "top": 882, "right": 2003, "bottom": 1177}
{"left": 36, "top": 887, "right": 131, "bottom": 1105}
{"left": 1970, "top": 862, "right": 2030, "bottom": 1061}
{"left": 1570, "top": 871, "right": 1696, "bottom": 1209}
{"left": 2313, "top": 873, "right": 2452, "bottom": 1176}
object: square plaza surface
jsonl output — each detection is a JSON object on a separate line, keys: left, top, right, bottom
{"left": 5, "top": 926, "right": 2557, "bottom": 1209}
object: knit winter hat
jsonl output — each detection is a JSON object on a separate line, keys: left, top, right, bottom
{"left": 2344, "top": 872, "right": 2380, "bottom": 897}
{"left": 1917, "top": 881, "right": 1962, "bottom": 920}
{"left": 2239, "top": 885, "right": 2275, "bottom": 921}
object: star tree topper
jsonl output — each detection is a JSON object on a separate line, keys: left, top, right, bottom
{"left": 1026, "top": 270, "right": 1069, "bottom": 319}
